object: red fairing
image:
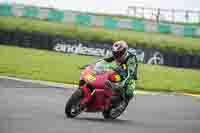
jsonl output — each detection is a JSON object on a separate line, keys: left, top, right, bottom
{"left": 92, "top": 71, "right": 113, "bottom": 90}
{"left": 79, "top": 65, "right": 116, "bottom": 112}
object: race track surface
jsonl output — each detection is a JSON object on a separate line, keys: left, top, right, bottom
{"left": 0, "top": 78, "right": 200, "bottom": 133}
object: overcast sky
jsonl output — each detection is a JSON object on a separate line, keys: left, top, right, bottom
{"left": 1, "top": 0, "right": 200, "bottom": 14}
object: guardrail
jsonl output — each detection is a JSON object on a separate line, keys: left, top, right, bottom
{"left": 0, "top": 3, "right": 200, "bottom": 37}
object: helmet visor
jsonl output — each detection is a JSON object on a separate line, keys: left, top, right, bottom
{"left": 112, "top": 48, "right": 126, "bottom": 59}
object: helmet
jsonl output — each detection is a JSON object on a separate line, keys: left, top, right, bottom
{"left": 112, "top": 40, "right": 128, "bottom": 63}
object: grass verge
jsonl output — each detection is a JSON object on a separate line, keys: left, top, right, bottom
{"left": 0, "top": 16, "right": 200, "bottom": 55}
{"left": 0, "top": 45, "right": 200, "bottom": 94}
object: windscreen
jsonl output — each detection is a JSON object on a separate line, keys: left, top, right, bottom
{"left": 94, "top": 60, "right": 116, "bottom": 74}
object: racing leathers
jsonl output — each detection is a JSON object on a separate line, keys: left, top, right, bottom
{"left": 103, "top": 51, "right": 138, "bottom": 104}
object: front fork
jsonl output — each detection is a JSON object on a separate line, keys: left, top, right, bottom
{"left": 79, "top": 81, "right": 96, "bottom": 108}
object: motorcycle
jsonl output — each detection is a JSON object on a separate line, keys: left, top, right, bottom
{"left": 65, "top": 60, "right": 128, "bottom": 119}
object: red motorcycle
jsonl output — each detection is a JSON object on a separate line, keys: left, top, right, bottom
{"left": 65, "top": 61, "right": 128, "bottom": 119}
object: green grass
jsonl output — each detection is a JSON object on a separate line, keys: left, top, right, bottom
{"left": 0, "top": 45, "right": 200, "bottom": 94}
{"left": 0, "top": 16, "right": 200, "bottom": 55}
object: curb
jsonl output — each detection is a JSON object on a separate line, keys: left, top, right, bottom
{"left": 0, "top": 76, "right": 77, "bottom": 88}
{"left": 0, "top": 76, "right": 199, "bottom": 97}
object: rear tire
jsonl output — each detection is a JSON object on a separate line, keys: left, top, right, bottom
{"left": 102, "top": 101, "right": 128, "bottom": 120}
{"left": 65, "top": 89, "right": 83, "bottom": 118}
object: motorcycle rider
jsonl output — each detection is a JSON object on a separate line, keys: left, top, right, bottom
{"left": 102, "top": 40, "right": 138, "bottom": 111}
{"left": 81, "top": 40, "right": 138, "bottom": 111}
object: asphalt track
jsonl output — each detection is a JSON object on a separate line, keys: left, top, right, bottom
{"left": 0, "top": 78, "right": 200, "bottom": 133}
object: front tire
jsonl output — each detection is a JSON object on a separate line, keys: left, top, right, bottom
{"left": 65, "top": 89, "right": 83, "bottom": 118}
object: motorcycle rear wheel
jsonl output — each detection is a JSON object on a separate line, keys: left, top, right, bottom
{"left": 65, "top": 89, "right": 83, "bottom": 118}
{"left": 102, "top": 101, "right": 128, "bottom": 120}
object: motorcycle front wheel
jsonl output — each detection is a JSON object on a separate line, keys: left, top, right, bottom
{"left": 102, "top": 100, "right": 128, "bottom": 120}
{"left": 65, "top": 89, "right": 83, "bottom": 118}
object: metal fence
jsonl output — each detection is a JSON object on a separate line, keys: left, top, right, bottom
{"left": 0, "top": 3, "right": 200, "bottom": 37}
{"left": 127, "top": 6, "right": 200, "bottom": 23}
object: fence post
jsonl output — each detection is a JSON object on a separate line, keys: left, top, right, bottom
{"left": 142, "top": 7, "right": 144, "bottom": 19}
{"left": 134, "top": 6, "right": 136, "bottom": 17}
{"left": 156, "top": 8, "right": 161, "bottom": 22}
{"left": 185, "top": 10, "right": 189, "bottom": 23}
{"left": 172, "top": 9, "right": 175, "bottom": 23}
{"left": 198, "top": 11, "right": 200, "bottom": 23}
{"left": 127, "top": 8, "right": 130, "bottom": 16}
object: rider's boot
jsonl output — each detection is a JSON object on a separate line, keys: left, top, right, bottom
{"left": 113, "top": 94, "right": 134, "bottom": 112}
